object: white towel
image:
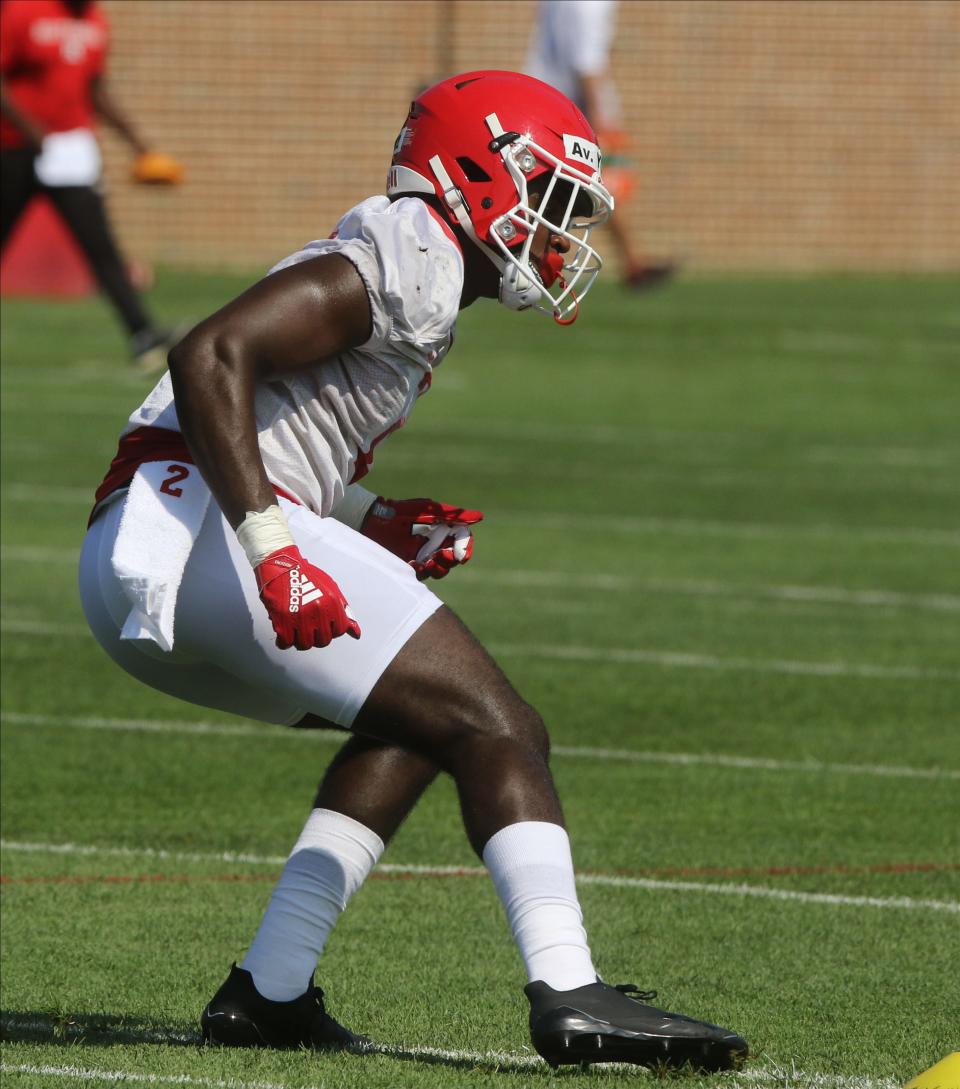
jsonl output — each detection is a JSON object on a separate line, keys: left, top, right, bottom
{"left": 111, "top": 461, "right": 211, "bottom": 652}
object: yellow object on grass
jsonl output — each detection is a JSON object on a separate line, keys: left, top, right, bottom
{"left": 905, "top": 1052, "right": 960, "bottom": 1089}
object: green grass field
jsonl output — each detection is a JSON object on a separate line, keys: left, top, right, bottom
{"left": 2, "top": 271, "right": 958, "bottom": 1089}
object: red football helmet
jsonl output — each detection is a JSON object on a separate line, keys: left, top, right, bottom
{"left": 387, "top": 70, "right": 614, "bottom": 324}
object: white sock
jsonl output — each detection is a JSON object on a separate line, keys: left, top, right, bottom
{"left": 482, "top": 821, "right": 597, "bottom": 991}
{"left": 240, "top": 808, "right": 384, "bottom": 1001}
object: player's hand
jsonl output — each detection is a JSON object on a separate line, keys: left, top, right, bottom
{"left": 361, "top": 497, "right": 483, "bottom": 580}
{"left": 254, "top": 546, "right": 361, "bottom": 650}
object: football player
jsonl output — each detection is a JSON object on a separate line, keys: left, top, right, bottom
{"left": 0, "top": 0, "right": 181, "bottom": 372}
{"left": 525, "top": 0, "right": 676, "bottom": 289}
{"left": 79, "top": 70, "right": 747, "bottom": 1072}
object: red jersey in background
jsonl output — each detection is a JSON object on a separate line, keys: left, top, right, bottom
{"left": 0, "top": 0, "right": 108, "bottom": 149}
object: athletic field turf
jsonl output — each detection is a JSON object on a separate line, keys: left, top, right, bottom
{"left": 1, "top": 272, "right": 958, "bottom": 1089}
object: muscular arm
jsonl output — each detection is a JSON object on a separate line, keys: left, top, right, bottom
{"left": 168, "top": 253, "right": 373, "bottom": 528}
{"left": 90, "top": 75, "right": 148, "bottom": 155}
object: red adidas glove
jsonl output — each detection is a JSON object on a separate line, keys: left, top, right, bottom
{"left": 361, "top": 497, "right": 483, "bottom": 580}
{"left": 254, "top": 546, "right": 361, "bottom": 650}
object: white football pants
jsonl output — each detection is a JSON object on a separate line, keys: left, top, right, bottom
{"left": 79, "top": 493, "right": 442, "bottom": 727}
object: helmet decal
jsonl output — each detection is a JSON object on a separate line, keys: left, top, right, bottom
{"left": 393, "top": 127, "right": 415, "bottom": 156}
{"left": 562, "top": 134, "right": 602, "bottom": 172}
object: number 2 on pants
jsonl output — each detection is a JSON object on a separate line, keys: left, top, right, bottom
{"left": 159, "top": 463, "right": 190, "bottom": 498}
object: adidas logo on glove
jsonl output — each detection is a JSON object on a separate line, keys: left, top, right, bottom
{"left": 288, "top": 566, "right": 324, "bottom": 612}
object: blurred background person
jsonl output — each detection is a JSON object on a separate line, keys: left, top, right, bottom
{"left": 0, "top": 0, "right": 184, "bottom": 373}
{"left": 526, "top": 0, "right": 675, "bottom": 290}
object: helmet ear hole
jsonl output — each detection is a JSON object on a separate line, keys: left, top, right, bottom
{"left": 456, "top": 157, "right": 492, "bottom": 183}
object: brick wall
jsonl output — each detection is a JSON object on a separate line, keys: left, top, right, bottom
{"left": 101, "top": 0, "right": 959, "bottom": 273}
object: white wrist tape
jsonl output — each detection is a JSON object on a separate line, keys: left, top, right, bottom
{"left": 328, "top": 484, "right": 378, "bottom": 531}
{"left": 236, "top": 505, "right": 295, "bottom": 568}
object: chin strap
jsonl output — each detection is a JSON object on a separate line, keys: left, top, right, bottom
{"left": 541, "top": 251, "right": 579, "bottom": 325}
{"left": 540, "top": 251, "right": 564, "bottom": 288}
{"left": 433, "top": 111, "right": 541, "bottom": 312}
{"left": 431, "top": 150, "right": 541, "bottom": 311}
{"left": 428, "top": 153, "right": 503, "bottom": 272}
{"left": 553, "top": 295, "right": 579, "bottom": 325}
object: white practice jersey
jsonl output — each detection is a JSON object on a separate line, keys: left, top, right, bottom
{"left": 121, "top": 196, "right": 464, "bottom": 515}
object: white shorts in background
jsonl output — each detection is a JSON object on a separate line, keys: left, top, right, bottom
{"left": 79, "top": 495, "right": 442, "bottom": 727}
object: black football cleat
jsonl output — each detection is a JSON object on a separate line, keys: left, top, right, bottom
{"left": 201, "top": 964, "right": 364, "bottom": 1050}
{"left": 526, "top": 979, "right": 748, "bottom": 1072}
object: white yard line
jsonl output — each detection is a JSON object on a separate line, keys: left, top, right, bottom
{"left": 548, "top": 744, "right": 960, "bottom": 782}
{"left": 3, "top": 482, "right": 958, "bottom": 546}
{"left": 569, "top": 874, "right": 960, "bottom": 913}
{"left": 0, "top": 393, "right": 130, "bottom": 417}
{"left": 486, "top": 509, "right": 960, "bottom": 548}
{"left": 805, "top": 445, "right": 956, "bottom": 469}
{"left": 5, "top": 546, "right": 958, "bottom": 614}
{"left": 2, "top": 839, "right": 957, "bottom": 914}
{"left": 0, "top": 838, "right": 289, "bottom": 868}
{"left": 488, "top": 642, "right": 960, "bottom": 682}
{"left": 476, "top": 569, "right": 960, "bottom": 613}
{"left": 383, "top": 450, "right": 960, "bottom": 495}
{"left": 2, "top": 619, "right": 954, "bottom": 681}
{"left": 0, "top": 1063, "right": 325, "bottom": 1089}
{"left": 414, "top": 418, "right": 959, "bottom": 482}
{"left": 0, "top": 710, "right": 339, "bottom": 745}
{"left": 8, "top": 441, "right": 959, "bottom": 493}
{"left": 4, "top": 711, "right": 956, "bottom": 781}
{"left": 3, "top": 385, "right": 953, "bottom": 471}
{"left": 2, "top": 620, "right": 91, "bottom": 636}
{"left": 1, "top": 547, "right": 82, "bottom": 562}
{"left": 3, "top": 483, "right": 95, "bottom": 504}
{"left": 0, "top": 1058, "right": 906, "bottom": 1089}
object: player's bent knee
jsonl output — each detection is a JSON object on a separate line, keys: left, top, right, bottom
{"left": 504, "top": 698, "right": 550, "bottom": 760}
{"left": 439, "top": 694, "right": 550, "bottom": 768}
{"left": 354, "top": 604, "right": 551, "bottom": 762}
